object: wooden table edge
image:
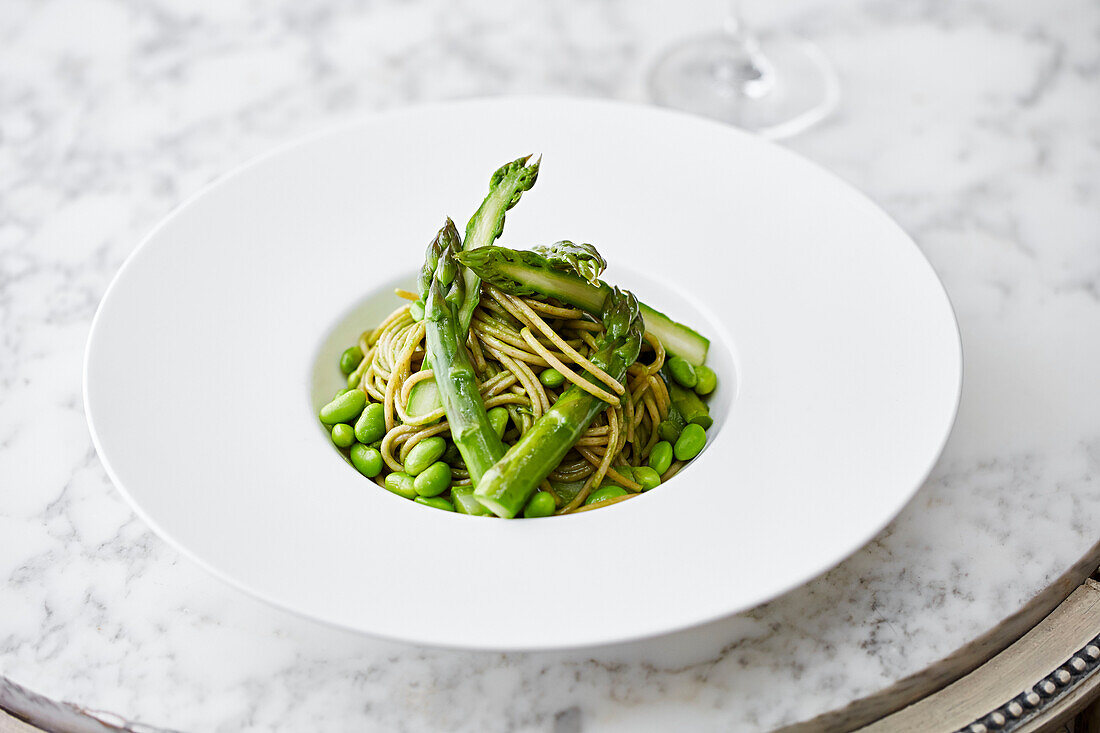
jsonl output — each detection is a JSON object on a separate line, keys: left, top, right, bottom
{"left": 783, "top": 537, "right": 1100, "bottom": 732}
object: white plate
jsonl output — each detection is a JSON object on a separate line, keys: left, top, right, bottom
{"left": 84, "top": 97, "right": 961, "bottom": 650}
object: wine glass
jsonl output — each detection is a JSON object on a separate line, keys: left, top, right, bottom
{"left": 649, "top": 1, "right": 839, "bottom": 139}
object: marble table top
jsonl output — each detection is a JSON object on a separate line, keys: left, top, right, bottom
{"left": 2, "top": 0, "right": 1099, "bottom": 730}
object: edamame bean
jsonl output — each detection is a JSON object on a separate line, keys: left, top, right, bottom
{"left": 487, "top": 406, "right": 509, "bottom": 439}
{"left": 694, "top": 364, "right": 717, "bottom": 395}
{"left": 354, "top": 402, "right": 386, "bottom": 444}
{"left": 633, "top": 466, "right": 661, "bottom": 491}
{"left": 674, "top": 423, "right": 706, "bottom": 461}
{"left": 334, "top": 387, "right": 352, "bottom": 400}
{"left": 668, "top": 356, "right": 698, "bottom": 389}
{"left": 331, "top": 423, "right": 355, "bottom": 448}
{"left": 349, "top": 444, "right": 383, "bottom": 478}
{"left": 523, "top": 491, "right": 556, "bottom": 518}
{"left": 539, "top": 368, "right": 565, "bottom": 388}
{"left": 669, "top": 383, "right": 713, "bottom": 429}
{"left": 347, "top": 369, "right": 362, "bottom": 388}
{"left": 404, "top": 436, "right": 446, "bottom": 475}
{"left": 585, "top": 486, "right": 628, "bottom": 505}
{"left": 657, "top": 419, "right": 682, "bottom": 443}
{"left": 410, "top": 300, "right": 425, "bottom": 322}
{"left": 649, "top": 441, "right": 673, "bottom": 475}
{"left": 384, "top": 471, "right": 417, "bottom": 499}
{"left": 415, "top": 496, "right": 454, "bottom": 511}
{"left": 319, "top": 389, "right": 366, "bottom": 424}
{"left": 414, "top": 461, "right": 452, "bottom": 497}
{"left": 339, "top": 346, "right": 364, "bottom": 375}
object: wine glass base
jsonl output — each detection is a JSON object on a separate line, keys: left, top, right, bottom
{"left": 649, "top": 32, "right": 839, "bottom": 139}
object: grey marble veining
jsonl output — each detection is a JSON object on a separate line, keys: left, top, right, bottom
{"left": 1, "top": 0, "right": 1099, "bottom": 730}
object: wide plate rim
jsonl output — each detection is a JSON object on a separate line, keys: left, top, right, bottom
{"left": 83, "top": 95, "right": 962, "bottom": 650}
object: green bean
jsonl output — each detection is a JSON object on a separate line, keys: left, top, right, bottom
{"left": 384, "top": 471, "right": 417, "bottom": 499}
{"left": 523, "top": 491, "right": 556, "bottom": 518}
{"left": 319, "top": 389, "right": 366, "bottom": 424}
{"left": 410, "top": 300, "right": 425, "bottom": 322}
{"left": 413, "top": 461, "right": 452, "bottom": 497}
{"left": 667, "top": 356, "right": 697, "bottom": 389}
{"left": 354, "top": 402, "right": 386, "bottom": 444}
{"left": 349, "top": 444, "right": 383, "bottom": 478}
{"left": 694, "top": 364, "right": 717, "bottom": 395}
{"left": 339, "top": 346, "right": 364, "bottom": 375}
{"left": 539, "top": 368, "right": 565, "bottom": 388}
{"left": 487, "top": 406, "right": 509, "bottom": 439}
{"left": 415, "top": 496, "right": 454, "bottom": 511}
{"left": 674, "top": 423, "right": 706, "bottom": 461}
{"left": 404, "top": 436, "right": 446, "bottom": 475}
{"left": 585, "top": 486, "right": 628, "bottom": 505}
{"left": 331, "top": 423, "right": 355, "bottom": 448}
{"left": 633, "top": 466, "right": 661, "bottom": 491}
{"left": 649, "top": 441, "right": 673, "bottom": 475}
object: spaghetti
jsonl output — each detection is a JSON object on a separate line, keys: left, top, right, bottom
{"left": 348, "top": 285, "right": 670, "bottom": 514}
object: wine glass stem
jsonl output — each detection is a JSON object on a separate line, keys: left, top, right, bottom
{"left": 719, "top": 0, "right": 774, "bottom": 99}
{"left": 724, "top": 0, "right": 749, "bottom": 40}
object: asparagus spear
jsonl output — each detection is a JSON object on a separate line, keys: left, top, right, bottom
{"left": 455, "top": 245, "right": 710, "bottom": 365}
{"left": 473, "top": 287, "right": 645, "bottom": 518}
{"left": 420, "top": 219, "right": 506, "bottom": 494}
{"left": 406, "top": 156, "right": 541, "bottom": 419}
{"left": 457, "top": 155, "right": 541, "bottom": 332}
{"left": 528, "top": 240, "right": 607, "bottom": 284}
{"left": 667, "top": 382, "right": 713, "bottom": 430}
